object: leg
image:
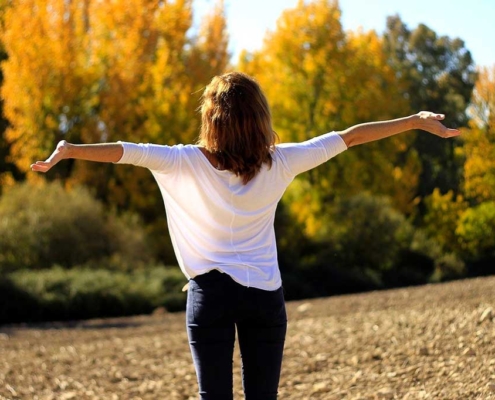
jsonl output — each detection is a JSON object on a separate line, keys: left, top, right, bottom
{"left": 237, "top": 286, "right": 287, "bottom": 400}
{"left": 186, "top": 273, "right": 236, "bottom": 400}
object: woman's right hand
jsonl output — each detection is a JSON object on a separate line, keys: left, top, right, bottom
{"left": 31, "top": 140, "right": 71, "bottom": 173}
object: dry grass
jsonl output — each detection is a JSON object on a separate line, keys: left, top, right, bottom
{"left": 1, "top": 276, "right": 495, "bottom": 399}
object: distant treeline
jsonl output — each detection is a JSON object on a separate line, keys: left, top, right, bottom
{"left": 0, "top": 1, "right": 494, "bottom": 323}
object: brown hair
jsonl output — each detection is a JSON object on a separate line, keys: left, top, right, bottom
{"left": 198, "top": 72, "right": 278, "bottom": 184}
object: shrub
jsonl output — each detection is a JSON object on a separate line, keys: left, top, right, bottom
{"left": 456, "top": 201, "right": 495, "bottom": 260}
{"left": 1, "top": 266, "right": 187, "bottom": 324}
{"left": 279, "top": 193, "right": 441, "bottom": 297}
{"left": 456, "top": 201, "right": 495, "bottom": 276}
{"left": 326, "top": 193, "right": 416, "bottom": 273}
{"left": 0, "top": 182, "right": 153, "bottom": 271}
{"left": 430, "top": 253, "right": 466, "bottom": 282}
{"left": 422, "top": 188, "right": 467, "bottom": 254}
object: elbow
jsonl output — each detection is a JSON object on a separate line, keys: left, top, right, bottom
{"left": 339, "top": 132, "right": 359, "bottom": 148}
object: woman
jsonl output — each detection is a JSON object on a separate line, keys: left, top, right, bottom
{"left": 31, "top": 72, "right": 460, "bottom": 400}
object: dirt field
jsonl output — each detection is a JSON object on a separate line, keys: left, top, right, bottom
{"left": 1, "top": 276, "right": 495, "bottom": 400}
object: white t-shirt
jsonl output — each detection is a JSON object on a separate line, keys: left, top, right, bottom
{"left": 117, "top": 132, "right": 347, "bottom": 290}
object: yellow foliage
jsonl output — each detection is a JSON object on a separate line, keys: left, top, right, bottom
{"left": 238, "top": 0, "right": 418, "bottom": 236}
{"left": 2, "top": 0, "right": 229, "bottom": 216}
{"left": 423, "top": 188, "right": 468, "bottom": 253}
{"left": 462, "top": 65, "right": 495, "bottom": 203}
{"left": 239, "top": 0, "right": 346, "bottom": 143}
{"left": 187, "top": 0, "right": 230, "bottom": 87}
{"left": 468, "top": 65, "right": 495, "bottom": 129}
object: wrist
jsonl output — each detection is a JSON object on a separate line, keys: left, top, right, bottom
{"left": 63, "top": 141, "right": 75, "bottom": 159}
{"left": 410, "top": 114, "right": 423, "bottom": 130}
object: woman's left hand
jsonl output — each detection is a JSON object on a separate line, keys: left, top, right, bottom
{"left": 416, "top": 111, "right": 461, "bottom": 138}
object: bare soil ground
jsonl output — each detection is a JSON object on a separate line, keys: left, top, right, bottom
{"left": 1, "top": 276, "right": 495, "bottom": 400}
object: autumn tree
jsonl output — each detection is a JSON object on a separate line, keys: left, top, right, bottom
{"left": 0, "top": 0, "right": 23, "bottom": 190}
{"left": 0, "top": 36, "right": 15, "bottom": 191}
{"left": 2, "top": 0, "right": 93, "bottom": 178}
{"left": 461, "top": 65, "right": 495, "bottom": 203}
{"left": 69, "top": 0, "right": 197, "bottom": 219}
{"left": 422, "top": 188, "right": 467, "bottom": 254}
{"left": 187, "top": 0, "right": 230, "bottom": 93}
{"left": 383, "top": 15, "right": 477, "bottom": 200}
{"left": 239, "top": 0, "right": 417, "bottom": 237}
{"left": 2, "top": 0, "right": 229, "bottom": 261}
{"left": 0, "top": 45, "right": 16, "bottom": 192}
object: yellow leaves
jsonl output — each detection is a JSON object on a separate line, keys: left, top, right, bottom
{"left": 343, "top": 29, "right": 408, "bottom": 124}
{"left": 1, "top": 0, "right": 230, "bottom": 220}
{"left": 285, "top": 178, "right": 325, "bottom": 237}
{"left": 0, "top": 171, "right": 16, "bottom": 191}
{"left": 237, "top": 0, "right": 420, "bottom": 236}
{"left": 462, "top": 125, "right": 495, "bottom": 202}
{"left": 462, "top": 65, "right": 495, "bottom": 203}
{"left": 240, "top": 0, "right": 347, "bottom": 144}
{"left": 193, "top": 0, "right": 229, "bottom": 73}
{"left": 469, "top": 65, "right": 495, "bottom": 128}
{"left": 423, "top": 188, "right": 468, "bottom": 253}
{"left": 2, "top": 0, "right": 95, "bottom": 169}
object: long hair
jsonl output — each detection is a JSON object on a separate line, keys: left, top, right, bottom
{"left": 198, "top": 72, "right": 278, "bottom": 184}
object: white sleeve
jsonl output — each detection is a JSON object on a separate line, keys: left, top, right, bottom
{"left": 276, "top": 132, "right": 347, "bottom": 176}
{"left": 114, "top": 142, "right": 180, "bottom": 173}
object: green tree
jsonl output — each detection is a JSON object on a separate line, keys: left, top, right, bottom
{"left": 383, "top": 15, "right": 477, "bottom": 200}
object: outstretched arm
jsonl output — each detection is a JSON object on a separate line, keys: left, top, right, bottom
{"left": 338, "top": 111, "right": 460, "bottom": 148}
{"left": 31, "top": 140, "right": 123, "bottom": 173}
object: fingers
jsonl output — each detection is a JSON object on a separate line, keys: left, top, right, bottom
{"left": 444, "top": 128, "right": 461, "bottom": 138}
{"left": 429, "top": 113, "right": 445, "bottom": 120}
{"left": 433, "top": 126, "right": 460, "bottom": 139}
{"left": 30, "top": 161, "right": 51, "bottom": 173}
{"left": 419, "top": 111, "right": 445, "bottom": 120}
{"left": 30, "top": 142, "right": 69, "bottom": 173}
{"left": 417, "top": 111, "right": 461, "bottom": 139}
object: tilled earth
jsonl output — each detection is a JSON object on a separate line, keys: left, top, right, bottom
{"left": 1, "top": 277, "right": 495, "bottom": 399}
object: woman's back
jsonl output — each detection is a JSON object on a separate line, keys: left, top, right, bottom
{"left": 117, "top": 130, "right": 347, "bottom": 289}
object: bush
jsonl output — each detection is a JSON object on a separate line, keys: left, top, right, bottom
{"left": 456, "top": 201, "right": 495, "bottom": 276}
{"left": 456, "top": 201, "right": 495, "bottom": 260}
{"left": 422, "top": 189, "right": 467, "bottom": 254}
{"left": 279, "top": 193, "right": 441, "bottom": 298}
{"left": 327, "top": 193, "right": 413, "bottom": 273}
{"left": 0, "top": 182, "right": 153, "bottom": 271}
{"left": 1, "top": 266, "right": 187, "bottom": 324}
{"left": 430, "top": 253, "right": 466, "bottom": 282}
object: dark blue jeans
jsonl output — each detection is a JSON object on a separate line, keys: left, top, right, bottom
{"left": 186, "top": 270, "right": 287, "bottom": 400}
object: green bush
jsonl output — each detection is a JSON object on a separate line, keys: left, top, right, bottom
{"left": 279, "top": 193, "right": 441, "bottom": 298}
{"left": 327, "top": 193, "right": 414, "bottom": 273}
{"left": 1, "top": 266, "right": 187, "bottom": 324}
{"left": 422, "top": 189, "right": 467, "bottom": 254}
{"left": 430, "top": 252, "right": 466, "bottom": 282}
{"left": 456, "top": 201, "right": 495, "bottom": 260}
{"left": 0, "top": 182, "right": 153, "bottom": 272}
{"left": 456, "top": 201, "right": 495, "bottom": 276}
